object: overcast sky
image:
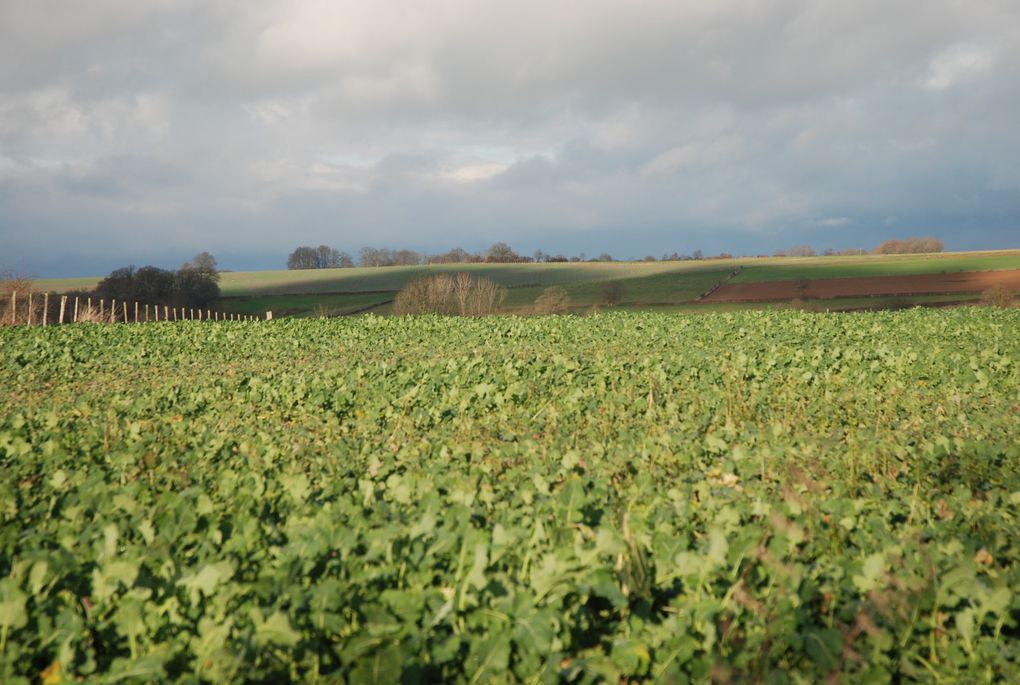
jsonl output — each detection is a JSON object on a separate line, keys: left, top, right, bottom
{"left": 2, "top": 1, "right": 1018, "bottom": 276}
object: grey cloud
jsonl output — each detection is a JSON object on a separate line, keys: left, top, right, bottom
{"left": 1, "top": 0, "right": 1018, "bottom": 276}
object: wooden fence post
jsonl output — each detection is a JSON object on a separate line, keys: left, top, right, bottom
{"left": 266, "top": 311, "right": 273, "bottom": 321}
{"left": 99, "top": 299, "right": 104, "bottom": 319}
{"left": 123, "top": 302, "right": 128, "bottom": 324}
{"left": 111, "top": 300, "right": 116, "bottom": 323}
{"left": 43, "top": 293, "right": 49, "bottom": 326}
{"left": 135, "top": 301, "right": 139, "bottom": 323}
{"left": 73, "top": 296, "right": 79, "bottom": 323}
{"left": 145, "top": 304, "right": 149, "bottom": 322}
{"left": 28, "top": 292, "right": 34, "bottom": 326}
{"left": 165, "top": 306, "right": 169, "bottom": 321}
{"left": 9, "top": 291, "right": 15, "bottom": 325}
{"left": 59, "top": 296, "right": 67, "bottom": 324}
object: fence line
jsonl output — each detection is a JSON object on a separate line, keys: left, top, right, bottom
{"left": 1, "top": 291, "right": 272, "bottom": 326}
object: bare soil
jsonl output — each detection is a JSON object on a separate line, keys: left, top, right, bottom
{"left": 703, "top": 268, "right": 1020, "bottom": 303}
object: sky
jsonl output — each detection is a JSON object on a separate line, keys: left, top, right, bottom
{"left": 2, "top": 0, "right": 1019, "bottom": 277}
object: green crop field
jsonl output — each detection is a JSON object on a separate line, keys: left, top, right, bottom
{"left": 2, "top": 309, "right": 1019, "bottom": 682}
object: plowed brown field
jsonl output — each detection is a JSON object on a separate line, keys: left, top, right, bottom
{"left": 704, "top": 268, "right": 1020, "bottom": 303}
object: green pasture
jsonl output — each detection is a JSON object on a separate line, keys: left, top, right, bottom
{"left": 732, "top": 250, "right": 1020, "bottom": 283}
{"left": 224, "top": 292, "right": 394, "bottom": 318}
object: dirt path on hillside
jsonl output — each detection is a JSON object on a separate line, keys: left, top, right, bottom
{"left": 703, "top": 269, "right": 1020, "bottom": 303}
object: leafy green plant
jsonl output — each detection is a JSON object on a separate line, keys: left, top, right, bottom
{"left": 2, "top": 309, "right": 1019, "bottom": 682}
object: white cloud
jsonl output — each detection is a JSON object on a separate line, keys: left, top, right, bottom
{"left": 923, "top": 45, "right": 995, "bottom": 90}
{"left": 440, "top": 163, "right": 508, "bottom": 184}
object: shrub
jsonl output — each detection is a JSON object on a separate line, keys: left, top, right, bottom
{"left": 0, "top": 270, "right": 35, "bottom": 325}
{"left": 394, "top": 273, "right": 506, "bottom": 315}
{"left": 981, "top": 284, "right": 1015, "bottom": 308}
{"left": 601, "top": 281, "right": 624, "bottom": 306}
{"left": 533, "top": 286, "right": 571, "bottom": 314}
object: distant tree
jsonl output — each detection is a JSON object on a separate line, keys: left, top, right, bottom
{"left": 533, "top": 250, "right": 547, "bottom": 263}
{"left": 873, "top": 237, "right": 944, "bottom": 254}
{"left": 643, "top": 255, "right": 657, "bottom": 262}
{"left": 359, "top": 247, "right": 424, "bottom": 267}
{"left": 597, "top": 253, "right": 614, "bottom": 262}
{"left": 133, "top": 266, "right": 176, "bottom": 303}
{"left": 485, "top": 242, "right": 520, "bottom": 263}
{"left": 394, "top": 249, "right": 425, "bottom": 266}
{"left": 95, "top": 266, "right": 137, "bottom": 302}
{"left": 547, "top": 254, "right": 568, "bottom": 262}
{"left": 97, "top": 260, "right": 219, "bottom": 308}
{"left": 359, "top": 247, "right": 382, "bottom": 267}
{"left": 289, "top": 245, "right": 351, "bottom": 269}
{"left": 175, "top": 265, "right": 220, "bottom": 307}
{"left": 188, "top": 252, "right": 220, "bottom": 278}
{"left": 692, "top": 249, "right": 704, "bottom": 260}
{"left": 787, "top": 245, "right": 816, "bottom": 257}
{"left": 430, "top": 247, "right": 476, "bottom": 264}
{"left": 288, "top": 247, "right": 317, "bottom": 269}
{"left": 316, "top": 245, "right": 352, "bottom": 268}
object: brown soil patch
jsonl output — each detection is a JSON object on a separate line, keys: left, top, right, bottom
{"left": 704, "top": 269, "right": 1020, "bottom": 303}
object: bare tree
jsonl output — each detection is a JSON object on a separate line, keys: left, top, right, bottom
{"left": 189, "top": 251, "right": 219, "bottom": 275}
{"left": 485, "top": 242, "right": 520, "bottom": 263}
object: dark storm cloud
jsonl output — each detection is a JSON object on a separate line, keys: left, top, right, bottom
{"left": 1, "top": 0, "right": 1018, "bottom": 276}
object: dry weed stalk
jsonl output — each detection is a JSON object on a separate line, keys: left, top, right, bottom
{"left": 75, "top": 304, "right": 119, "bottom": 323}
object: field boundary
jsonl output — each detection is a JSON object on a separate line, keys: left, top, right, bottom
{"left": 1, "top": 291, "right": 270, "bottom": 326}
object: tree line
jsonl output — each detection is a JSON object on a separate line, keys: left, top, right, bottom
{"left": 91, "top": 253, "right": 222, "bottom": 308}
{"left": 289, "top": 243, "right": 634, "bottom": 269}
{"left": 288, "top": 236, "right": 944, "bottom": 270}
